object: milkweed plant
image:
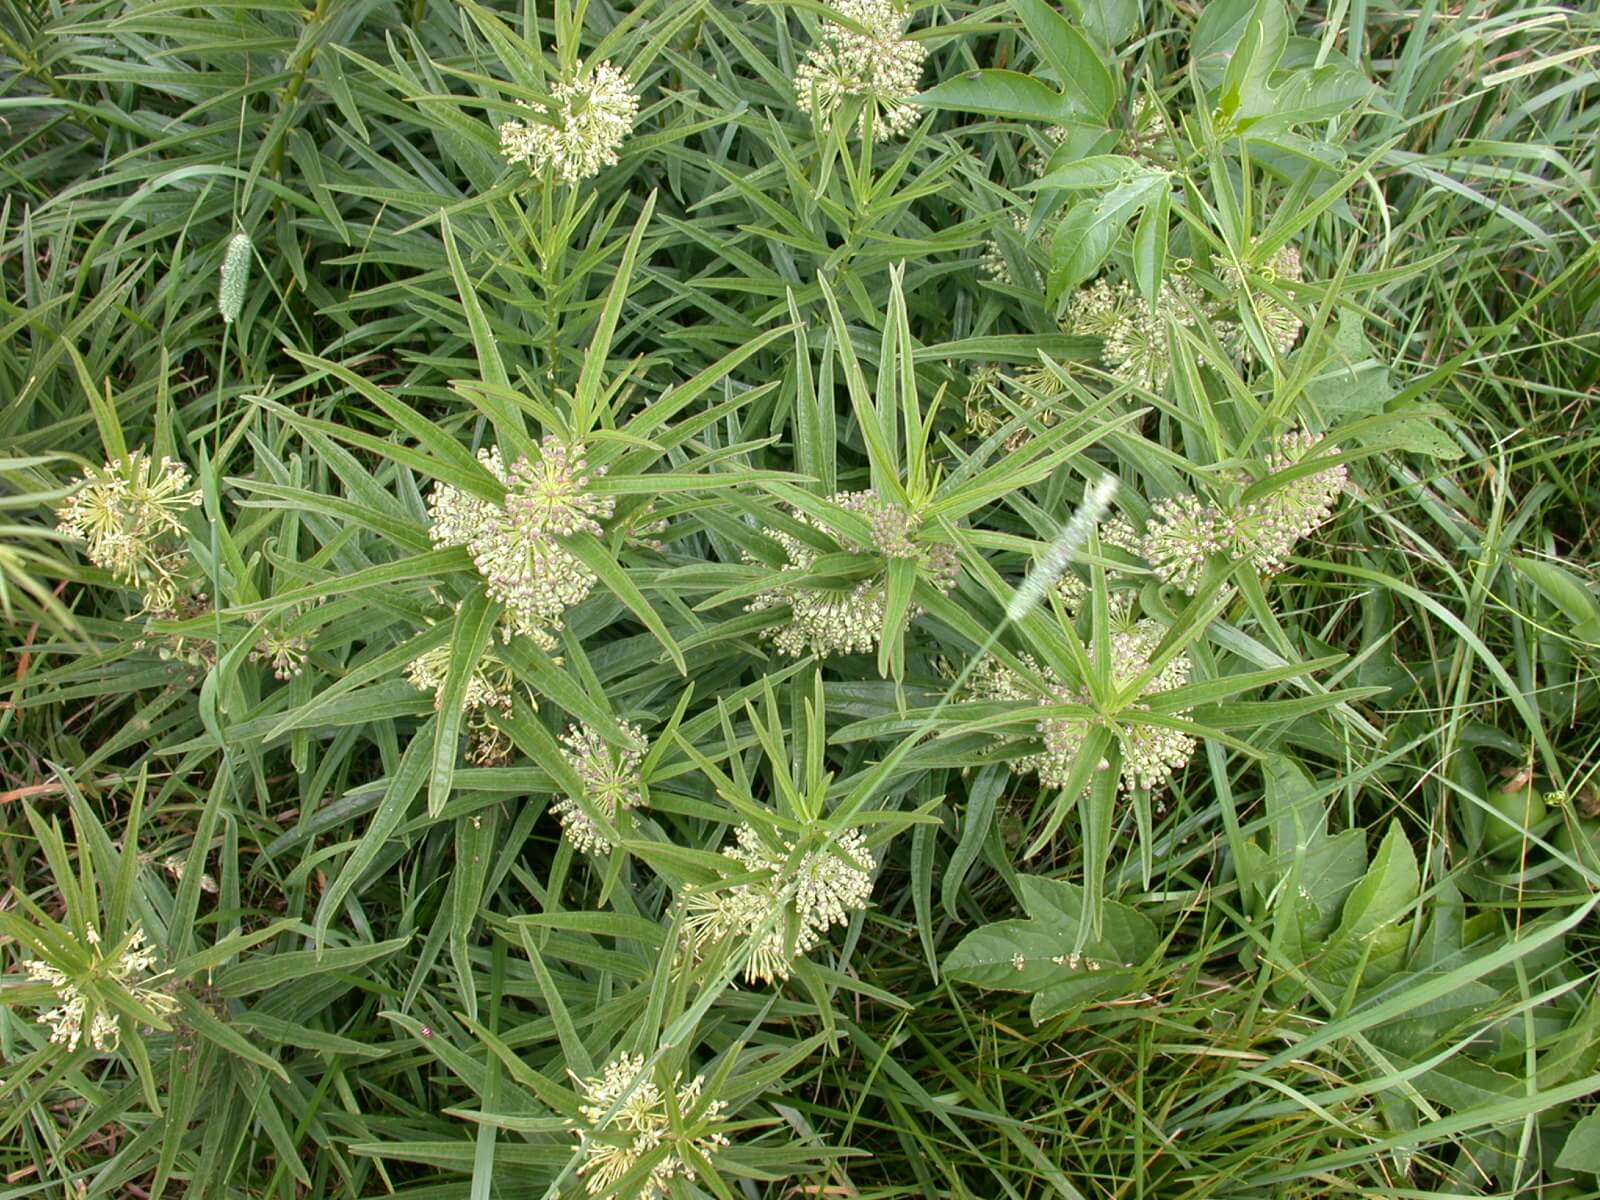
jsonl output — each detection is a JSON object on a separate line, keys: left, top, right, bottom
{"left": 3, "top": 0, "right": 1599, "bottom": 1195}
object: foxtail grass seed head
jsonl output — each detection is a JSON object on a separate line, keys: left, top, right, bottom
{"left": 499, "top": 60, "right": 638, "bottom": 184}
{"left": 554, "top": 721, "right": 647, "bottom": 854}
{"left": 24, "top": 924, "right": 180, "bottom": 1053}
{"left": 218, "top": 232, "right": 252, "bottom": 324}
{"left": 569, "top": 1053, "right": 730, "bottom": 1198}
{"left": 55, "top": 451, "right": 202, "bottom": 612}
{"left": 682, "top": 825, "right": 875, "bottom": 985}
{"left": 795, "top": 0, "right": 926, "bottom": 141}
{"left": 1008, "top": 475, "right": 1119, "bottom": 621}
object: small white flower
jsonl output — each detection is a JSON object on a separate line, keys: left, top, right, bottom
{"left": 569, "top": 1053, "right": 730, "bottom": 1198}
{"left": 499, "top": 60, "right": 638, "bottom": 183}
{"left": 747, "top": 490, "right": 958, "bottom": 660}
{"left": 969, "top": 621, "right": 1195, "bottom": 797}
{"left": 427, "top": 442, "right": 612, "bottom": 647}
{"left": 1120, "top": 429, "right": 1347, "bottom": 594}
{"left": 795, "top": 0, "right": 926, "bottom": 141}
{"left": 553, "top": 721, "right": 647, "bottom": 855}
{"left": 1220, "top": 245, "right": 1305, "bottom": 360}
{"left": 23, "top": 925, "right": 179, "bottom": 1054}
{"left": 1065, "top": 276, "right": 1204, "bottom": 392}
{"left": 55, "top": 451, "right": 202, "bottom": 612}
{"left": 682, "top": 824, "right": 875, "bottom": 985}
{"left": 404, "top": 633, "right": 516, "bottom": 717}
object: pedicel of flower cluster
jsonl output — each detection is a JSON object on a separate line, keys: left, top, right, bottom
{"left": 55, "top": 451, "right": 203, "bottom": 612}
{"left": 682, "top": 824, "right": 876, "bottom": 986}
{"left": 568, "top": 1052, "right": 730, "bottom": 1198}
{"left": 1121, "top": 429, "right": 1348, "bottom": 593}
{"left": 498, "top": 60, "right": 638, "bottom": 184}
{"left": 746, "top": 490, "right": 958, "bottom": 659}
{"left": 427, "top": 440, "right": 611, "bottom": 649}
{"left": 1219, "top": 245, "right": 1305, "bottom": 361}
{"left": 968, "top": 620, "right": 1195, "bottom": 796}
{"left": 553, "top": 721, "right": 647, "bottom": 855}
{"left": 1065, "top": 276, "right": 1203, "bottom": 392}
{"left": 23, "top": 924, "right": 180, "bottom": 1053}
{"left": 794, "top": 0, "right": 926, "bottom": 141}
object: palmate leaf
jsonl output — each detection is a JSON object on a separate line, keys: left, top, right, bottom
{"left": 944, "top": 876, "right": 1160, "bottom": 1023}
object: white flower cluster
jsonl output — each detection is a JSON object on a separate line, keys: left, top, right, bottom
{"left": 427, "top": 438, "right": 614, "bottom": 649}
{"left": 968, "top": 619, "right": 1195, "bottom": 796}
{"left": 683, "top": 824, "right": 875, "bottom": 985}
{"left": 569, "top": 1052, "right": 730, "bottom": 1198}
{"left": 1218, "top": 245, "right": 1304, "bottom": 361}
{"left": 746, "top": 489, "right": 958, "bottom": 659}
{"left": 404, "top": 636, "right": 517, "bottom": 717}
{"left": 1065, "top": 244, "right": 1308, "bottom": 391}
{"left": 251, "top": 629, "right": 309, "bottom": 681}
{"left": 161, "top": 852, "right": 219, "bottom": 895}
{"left": 23, "top": 924, "right": 180, "bottom": 1053}
{"left": 55, "top": 451, "right": 202, "bottom": 612}
{"left": 794, "top": 0, "right": 925, "bottom": 141}
{"left": 1114, "top": 429, "right": 1348, "bottom": 593}
{"left": 980, "top": 211, "right": 1032, "bottom": 287}
{"left": 499, "top": 60, "right": 638, "bottom": 184}
{"left": 962, "top": 362, "right": 1067, "bottom": 452}
{"left": 1065, "top": 276, "right": 1204, "bottom": 392}
{"left": 1129, "top": 95, "right": 1171, "bottom": 158}
{"left": 553, "top": 721, "right": 647, "bottom": 854}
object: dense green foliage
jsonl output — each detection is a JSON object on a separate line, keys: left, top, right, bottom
{"left": 3, "top": 0, "right": 1599, "bottom": 1195}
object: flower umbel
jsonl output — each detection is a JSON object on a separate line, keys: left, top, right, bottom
{"left": 1220, "top": 245, "right": 1305, "bottom": 361}
{"left": 23, "top": 924, "right": 180, "bottom": 1053}
{"left": 554, "top": 721, "right": 647, "bottom": 854}
{"left": 1122, "top": 429, "right": 1347, "bottom": 593}
{"left": 569, "top": 1053, "right": 730, "bottom": 1198}
{"left": 747, "top": 490, "right": 958, "bottom": 660}
{"left": 498, "top": 60, "right": 638, "bottom": 183}
{"left": 427, "top": 444, "right": 609, "bottom": 647}
{"left": 682, "top": 824, "right": 875, "bottom": 985}
{"left": 404, "top": 636, "right": 516, "bottom": 717}
{"left": 795, "top": 0, "right": 926, "bottom": 141}
{"left": 506, "top": 436, "right": 614, "bottom": 538}
{"left": 969, "top": 620, "right": 1195, "bottom": 796}
{"left": 251, "top": 629, "right": 309, "bottom": 680}
{"left": 55, "top": 451, "right": 202, "bottom": 612}
{"left": 1066, "top": 276, "right": 1204, "bottom": 392}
